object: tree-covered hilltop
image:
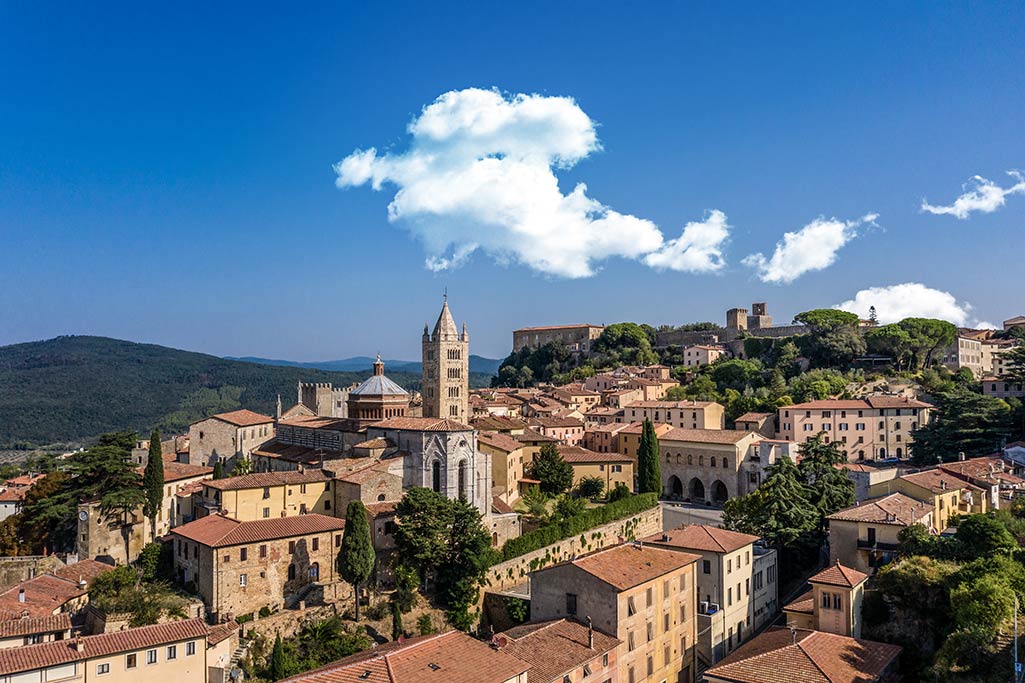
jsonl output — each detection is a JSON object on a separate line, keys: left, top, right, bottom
{"left": 0, "top": 336, "right": 492, "bottom": 450}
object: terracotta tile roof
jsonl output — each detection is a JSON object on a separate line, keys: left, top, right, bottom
{"left": 0, "top": 575, "right": 87, "bottom": 617}
{"left": 276, "top": 630, "right": 530, "bottom": 683}
{"left": 0, "top": 613, "right": 70, "bottom": 638}
{"left": 547, "top": 543, "right": 700, "bottom": 591}
{"left": 785, "top": 397, "right": 932, "bottom": 411}
{"left": 939, "top": 456, "right": 1025, "bottom": 486}
{"left": 52, "top": 559, "right": 115, "bottom": 586}
{"left": 175, "top": 479, "right": 209, "bottom": 498}
{"left": 556, "top": 445, "right": 632, "bottom": 464}
{"left": 661, "top": 428, "right": 757, "bottom": 445}
{"left": 642, "top": 525, "right": 759, "bottom": 554}
{"left": 498, "top": 618, "right": 619, "bottom": 683}
{"left": 809, "top": 562, "right": 868, "bottom": 588}
{"left": 528, "top": 416, "right": 584, "bottom": 429}
{"left": 204, "top": 469, "right": 332, "bottom": 491}
{"left": 617, "top": 421, "right": 672, "bottom": 435}
{"left": 371, "top": 417, "right": 472, "bottom": 432}
{"left": 704, "top": 627, "right": 901, "bottom": 683}
{"left": 207, "top": 620, "right": 238, "bottom": 646}
{"left": 353, "top": 437, "right": 393, "bottom": 449}
{"left": 200, "top": 409, "right": 274, "bottom": 427}
{"left": 252, "top": 441, "right": 342, "bottom": 465}
{"left": 0, "top": 618, "right": 210, "bottom": 675}
{"left": 171, "top": 513, "right": 345, "bottom": 548}
{"left": 477, "top": 432, "right": 525, "bottom": 453}
{"left": 783, "top": 589, "right": 815, "bottom": 615}
{"left": 516, "top": 429, "right": 559, "bottom": 443}
{"left": 3, "top": 474, "right": 44, "bottom": 488}
{"left": 471, "top": 415, "right": 529, "bottom": 432}
{"left": 734, "top": 412, "right": 773, "bottom": 422}
{"left": 279, "top": 416, "right": 357, "bottom": 431}
{"left": 492, "top": 497, "right": 515, "bottom": 515}
{"left": 587, "top": 423, "right": 629, "bottom": 434}
{"left": 627, "top": 400, "right": 718, "bottom": 409}
{"left": 0, "top": 488, "right": 27, "bottom": 503}
{"left": 826, "top": 493, "right": 931, "bottom": 526}
{"left": 899, "top": 469, "right": 984, "bottom": 494}
{"left": 161, "top": 460, "right": 214, "bottom": 483}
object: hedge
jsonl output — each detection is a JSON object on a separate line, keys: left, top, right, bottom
{"left": 498, "top": 493, "right": 659, "bottom": 562}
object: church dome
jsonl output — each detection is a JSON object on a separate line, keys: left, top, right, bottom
{"left": 350, "top": 355, "right": 409, "bottom": 397}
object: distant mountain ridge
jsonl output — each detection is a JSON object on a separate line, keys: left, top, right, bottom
{"left": 0, "top": 336, "right": 495, "bottom": 450}
{"left": 226, "top": 354, "right": 504, "bottom": 375}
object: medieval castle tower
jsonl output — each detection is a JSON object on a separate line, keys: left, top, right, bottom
{"left": 421, "top": 297, "right": 469, "bottom": 422}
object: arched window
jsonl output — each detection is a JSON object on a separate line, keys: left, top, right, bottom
{"left": 458, "top": 460, "right": 468, "bottom": 500}
{"left": 308, "top": 562, "right": 319, "bottom": 580}
{"left": 723, "top": 458, "right": 729, "bottom": 469}
{"left": 432, "top": 460, "right": 441, "bottom": 493}
{"left": 688, "top": 454, "right": 693, "bottom": 465}
{"left": 699, "top": 456, "right": 704, "bottom": 466}
{"left": 710, "top": 457, "right": 717, "bottom": 468}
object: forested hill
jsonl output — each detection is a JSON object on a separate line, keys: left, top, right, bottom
{"left": 0, "top": 336, "right": 483, "bottom": 450}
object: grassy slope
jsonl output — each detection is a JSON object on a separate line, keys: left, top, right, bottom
{"left": 0, "top": 336, "right": 489, "bottom": 448}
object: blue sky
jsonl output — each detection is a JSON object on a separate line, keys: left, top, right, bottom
{"left": 2, "top": 2, "right": 1023, "bottom": 360}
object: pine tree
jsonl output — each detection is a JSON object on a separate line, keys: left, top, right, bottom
{"left": 754, "top": 457, "right": 817, "bottom": 549}
{"left": 338, "top": 500, "right": 375, "bottom": 622}
{"left": 637, "top": 418, "right": 661, "bottom": 494}
{"left": 868, "top": 305, "right": 878, "bottom": 325}
{"left": 142, "top": 430, "right": 164, "bottom": 538}
{"left": 797, "top": 434, "right": 855, "bottom": 529}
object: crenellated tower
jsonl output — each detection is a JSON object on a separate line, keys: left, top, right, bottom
{"left": 421, "top": 296, "right": 469, "bottom": 422}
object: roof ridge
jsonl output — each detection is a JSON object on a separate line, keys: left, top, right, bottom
{"left": 797, "top": 631, "right": 837, "bottom": 683}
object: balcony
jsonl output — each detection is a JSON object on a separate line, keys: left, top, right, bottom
{"left": 857, "top": 539, "right": 900, "bottom": 552}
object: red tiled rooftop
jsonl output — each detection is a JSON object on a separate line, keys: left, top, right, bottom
{"left": 371, "top": 417, "right": 472, "bottom": 432}
{"left": 809, "top": 562, "right": 868, "bottom": 588}
{"left": 705, "top": 627, "right": 901, "bottom": 683}
{"left": 204, "top": 469, "right": 331, "bottom": 491}
{"left": 661, "top": 428, "right": 757, "bottom": 445}
{"left": 276, "top": 630, "right": 530, "bottom": 683}
{"left": 0, "top": 613, "right": 70, "bottom": 638}
{"left": 499, "top": 618, "right": 619, "bottom": 683}
{"left": 642, "top": 525, "right": 759, "bottom": 554}
{"left": 556, "top": 445, "right": 632, "bottom": 464}
{"left": 826, "top": 493, "right": 931, "bottom": 526}
{"left": 171, "top": 513, "right": 345, "bottom": 548}
{"left": 0, "top": 619, "right": 210, "bottom": 675}
{"left": 199, "top": 409, "right": 274, "bottom": 427}
{"left": 544, "top": 543, "right": 700, "bottom": 591}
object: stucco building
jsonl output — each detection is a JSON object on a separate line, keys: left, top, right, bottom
{"left": 826, "top": 492, "right": 933, "bottom": 573}
{"left": 776, "top": 396, "right": 933, "bottom": 461}
{"left": 530, "top": 543, "right": 700, "bottom": 683}
{"left": 643, "top": 525, "right": 778, "bottom": 668}
{"left": 623, "top": 401, "right": 724, "bottom": 431}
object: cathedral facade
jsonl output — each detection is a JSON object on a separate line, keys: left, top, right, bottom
{"left": 421, "top": 298, "right": 469, "bottom": 422}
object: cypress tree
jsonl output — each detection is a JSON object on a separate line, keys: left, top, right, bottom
{"left": 142, "top": 430, "right": 164, "bottom": 538}
{"left": 212, "top": 460, "right": 224, "bottom": 480}
{"left": 338, "top": 500, "right": 375, "bottom": 622}
{"left": 391, "top": 600, "right": 403, "bottom": 640}
{"left": 269, "top": 633, "right": 290, "bottom": 680}
{"left": 637, "top": 418, "right": 661, "bottom": 494}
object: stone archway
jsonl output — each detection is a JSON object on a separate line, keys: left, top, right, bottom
{"left": 711, "top": 480, "right": 729, "bottom": 504}
{"left": 668, "top": 475, "right": 683, "bottom": 499}
{"left": 689, "top": 478, "right": 705, "bottom": 501}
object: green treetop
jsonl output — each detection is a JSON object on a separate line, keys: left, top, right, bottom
{"left": 338, "top": 500, "right": 375, "bottom": 622}
{"left": 637, "top": 418, "right": 661, "bottom": 494}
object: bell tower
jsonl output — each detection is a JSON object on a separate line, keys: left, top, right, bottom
{"left": 422, "top": 296, "right": 469, "bottom": 422}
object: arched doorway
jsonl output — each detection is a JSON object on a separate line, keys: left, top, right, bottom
{"left": 689, "top": 478, "right": 705, "bottom": 501}
{"left": 711, "top": 480, "right": 729, "bottom": 504}
{"left": 432, "top": 460, "right": 441, "bottom": 493}
{"left": 668, "top": 475, "right": 683, "bottom": 498}
{"left": 308, "top": 562, "right": 320, "bottom": 580}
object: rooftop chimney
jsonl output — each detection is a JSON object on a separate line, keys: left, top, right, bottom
{"left": 587, "top": 616, "right": 594, "bottom": 649}
{"left": 17, "top": 589, "right": 24, "bottom": 603}
{"left": 74, "top": 637, "right": 84, "bottom": 653}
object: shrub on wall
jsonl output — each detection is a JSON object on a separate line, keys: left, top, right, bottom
{"left": 498, "top": 493, "right": 658, "bottom": 562}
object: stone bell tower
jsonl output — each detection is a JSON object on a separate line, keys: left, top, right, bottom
{"left": 421, "top": 296, "right": 469, "bottom": 422}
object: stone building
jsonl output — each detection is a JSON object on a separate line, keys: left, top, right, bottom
{"left": 530, "top": 542, "right": 700, "bottom": 683}
{"left": 195, "top": 470, "right": 336, "bottom": 521}
{"left": 659, "top": 429, "right": 776, "bottom": 504}
{"left": 171, "top": 513, "right": 346, "bottom": 621}
{"left": 297, "top": 381, "right": 353, "bottom": 418}
{"left": 347, "top": 355, "right": 411, "bottom": 424}
{"left": 512, "top": 324, "right": 605, "bottom": 354}
{"left": 188, "top": 409, "right": 274, "bottom": 468}
{"left": 422, "top": 298, "right": 469, "bottom": 422}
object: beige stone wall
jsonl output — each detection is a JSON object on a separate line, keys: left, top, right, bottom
{"left": 0, "top": 555, "right": 65, "bottom": 591}
{"left": 659, "top": 438, "right": 759, "bottom": 503}
{"left": 189, "top": 418, "right": 270, "bottom": 467}
{"left": 623, "top": 404, "right": 724, "bottom": 430}
{"left": 174, "top": 530, "right": 343, "bottom": 620}
{"left": 530, "top": 553, "right": 696, "bottom": 683}
{"left": 485, "top": 506, "right": 662, "bottom": 593}
{"left": 778, "top": 405, "right": 930, "bottom": 461}
{"left": 77, "top": 503, "right": 150, "bottom": 565}
{"left": 203, "top": 481, "right": 335, "bottom": 522}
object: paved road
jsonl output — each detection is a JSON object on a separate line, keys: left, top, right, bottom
{"left": 660, "top": 501, "right": 723, "bottom": 530}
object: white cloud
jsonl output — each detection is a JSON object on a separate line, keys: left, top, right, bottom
{"left": 833, "top": 283, "right": 993, "bottom": 328}
{"left": 643, "top": 210, "right": 730, "bottom": 273}
{"left": 742, "top": 213, "right": 877, "bottom": 284}
{"left": 921, "top": 171, "right": 1025, "bottom": 219}
{"left": 334, "top": 87, "right": 671, "bottom": 278}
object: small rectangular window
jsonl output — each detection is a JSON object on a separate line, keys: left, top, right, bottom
{"left": 97, "top": 663, "right": 110, "bottom": 675}
{"left": 240, "top": 574, "right": 248, "bottom": 587}
{"left": 186, "top": 641, "right": 196, "bottom": 656}
{"left": 147, "top": 649, "right": 157, "bottom": 665}
{"left": 566, "top": 593, "right": 577, "bottom": 615}
{"left": 125, "top": 654, "right": 137, "bottom": 669}
{"left": 167, "top": 645, "right": 177, "bottom": 660}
